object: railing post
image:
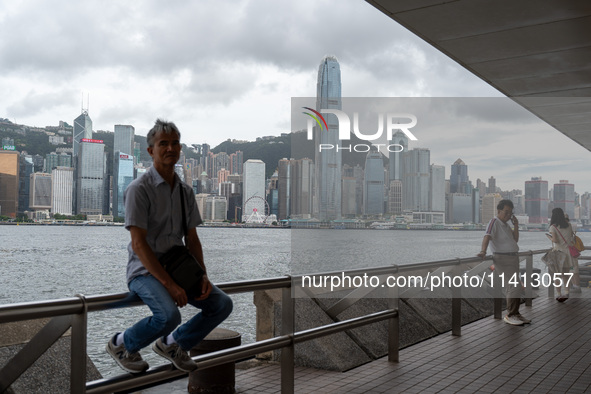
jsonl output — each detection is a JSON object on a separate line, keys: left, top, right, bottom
{"left": 452, "top": 261, "right": 462, "bottom": 336}
{"left": 281, "top": 284, "right": 294, "bottom": 394}
{"left": 388, "top": 275, "right": 399, "bottom": 362}
{"left": 71, "top": 294, "right": 88, "bottom": 394}
{"left": 525, "top": 252, "right": 533, "bottom": 307}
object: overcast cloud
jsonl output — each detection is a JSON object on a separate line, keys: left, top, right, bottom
{"left": 2, "top": 0, "right": 590, "bottom": 193}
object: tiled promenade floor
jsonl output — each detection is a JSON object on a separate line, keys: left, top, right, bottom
{"left": 142, "top": 293, "right": 591, "bottom": 393}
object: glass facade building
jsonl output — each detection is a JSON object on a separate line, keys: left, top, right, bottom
{"left": 363, "top": 150, "right": 385, "bottom": 215}
{"left": 389, "top": 131, "right": 408, "bottom": 182}
{"left": 402, "top": 148, "right": 431, "bottom": 212}
{"left": 52, "top": 167, "right": 74, "bottom": 215}
{"left": 553, "top": 180, "right": 575, "bottom": 220}
{"left": 314, "top": 55, "right": 342, "bottom": 220}
{"left": 113, "top": 152, "right": 134, "bottom": 218}
{"left": 114, "top": 125, "right": 135, "bottom": 163}
{"left": 73, "top": 112, "right": 93, "bottom": 157}
{"left": 77, "top": 140, "right": 105, "bottom": 215}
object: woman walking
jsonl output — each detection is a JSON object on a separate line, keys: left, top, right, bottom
{"left": 548, "top": 208, "right": 575, "bottom": 302}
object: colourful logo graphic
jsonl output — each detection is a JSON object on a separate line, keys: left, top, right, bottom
{"left": 302, "top": 107, "right": 328, "bottom": 131}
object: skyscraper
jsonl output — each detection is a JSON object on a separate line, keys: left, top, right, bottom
{"left": 450, "top": 159, "right": 469, "bottom": 194}
{"left": 525, "top": 177, "right": 549, "bottom": 224}
{"left": 29, "top": 173, "right": 52, "bottom": 211}
{"left": 314, "top": 55, "right": 342, "bottom": 221}
{"left": 73, "top": 111, "right": 93, "bottom": 157}
{"left": 114, "top": 125, "right": 135, "bottom": 161}
{"left": 554, "top": 180, "right": 575, "bottom": 219}
{"left": 113, "top": 152, "right": 134, "bottom": 218}
{"left": 0, "top": 151, "right": 20, "bottom": 217}
{"left": 389, "top": 131, "right": 408, "bottom": 181}
{"left": 243, "top": 159, "right": 266, "bottom": 219}
{"left": 363, "top": 149, "right": 385, "bottom": 215}
{"left": 402, "top": 148, "right": 431, "bottom": 212}
{"left": 77, "top": 139, "right": 105, "bottom": 215}
{"left": 52, "top": 167, "right": 74, "bottom": 215}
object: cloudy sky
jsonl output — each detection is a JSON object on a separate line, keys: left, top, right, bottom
{"left": 2, "top": 0, "right": 590, "bottom": 193}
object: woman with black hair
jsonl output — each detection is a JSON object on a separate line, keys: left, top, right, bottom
{"left": 548, "top": 207, "right": 575, "bottom": 302}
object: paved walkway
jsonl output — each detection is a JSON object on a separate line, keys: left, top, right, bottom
{"left": 141, "top": 293, "right": 591, "bottom": 393}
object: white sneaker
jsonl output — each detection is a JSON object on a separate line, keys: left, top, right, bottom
{"left": 515, "top": 314, "right": 531, "bottom": 324}
{"left": 503, "top": 315, "right": 524, "bottom": 326}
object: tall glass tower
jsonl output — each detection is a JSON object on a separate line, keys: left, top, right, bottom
{"left": 73, "top": 111, "right": 93, "bottom": 157}
{"left": 364, "top": 149, "right": 385, "bottom": 215}
{"left": 314, "top": 55, "right": 342, "bottom": 221}
{"left": 389, "top": 131, "right": 408, "bottom": 181}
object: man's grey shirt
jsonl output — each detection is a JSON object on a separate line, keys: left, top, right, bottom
{"left": 124, "top": 165, "right": 202, "bottom": 283}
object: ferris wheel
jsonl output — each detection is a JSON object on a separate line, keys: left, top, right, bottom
{"left": 242, "top": 195, "right": 270, "bottom": 223}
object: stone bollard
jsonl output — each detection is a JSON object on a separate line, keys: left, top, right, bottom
{"left": 188, "top": 327, "right": 241, "bottom": 394}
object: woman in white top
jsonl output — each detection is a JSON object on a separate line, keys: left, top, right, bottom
{"left": 548, "top": 207, "right": 575, "bottom": 302}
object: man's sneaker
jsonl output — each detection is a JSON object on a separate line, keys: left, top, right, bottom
{"left": 503, "top": 315, "right": 524, "bottom": 326}
{"left": 152, "top": 337, "right": 197, "bottom": 372}
{"left": 515, "top": 314, "right": 531, "bottom": 324}
{"left": 106, "top": 334, "right": 149, "bottom": 373}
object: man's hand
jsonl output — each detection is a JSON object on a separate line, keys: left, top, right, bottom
{"left": 166, "top": 282, "right": 188, "bottom": 307}
{"left": 195, "top": 274, "right": 213, "bottom": 301}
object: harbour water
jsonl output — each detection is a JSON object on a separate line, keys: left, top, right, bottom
{"left": 1, "top": 225, "right": 588, "bottom": 378}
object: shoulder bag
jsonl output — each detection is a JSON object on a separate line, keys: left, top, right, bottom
{"left": 554, "top": 225, "right": 580, "bottom": 258}
{"left": 158, "top": 186, "right": 205, "bottom": 296}
{"left": 574, "top": 232, "right": 585, "bottom": 252}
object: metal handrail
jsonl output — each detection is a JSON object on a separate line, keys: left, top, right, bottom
{"left": 0, "top": 248, "right": 555, "bottom": 393}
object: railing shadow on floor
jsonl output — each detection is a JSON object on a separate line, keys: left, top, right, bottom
{"left": 0, "top": 248, "right": 560, "bottom": 394}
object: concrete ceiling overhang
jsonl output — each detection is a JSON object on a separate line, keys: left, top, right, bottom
{"left": 366, "top": 0, "right": 591, "bottom": 150}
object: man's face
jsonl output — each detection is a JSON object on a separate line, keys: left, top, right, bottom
{"left": 497, "top": 206, "right": 513, "bottom": 223}
{"left": 148, "top": 130, "right": 181, "bottom": 167}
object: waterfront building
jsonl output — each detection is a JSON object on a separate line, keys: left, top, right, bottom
{"left": 553, "top": 180, "right": 575, "bottom": 220}
{"left": 402, "top": 148, "right": 431, "bottom": 212}
{"left": 205, "top": 195, "right": 227, "bottom": 222}
{"left": 430, "top": 164, "right": 446, "bottom": 213}
{"left": 29, "top": 172, "right": 52, "bottom": 212}
{"left": 292, "top": 158, "right": 314, "bottom": 218}
{"left": 174, "top": 164, "right": 185, "bottom": 183}
{"left": 113, "top": 152, "right": 134, "bottom": 218}
{"left": 481, "top": 193, "right": 502, "bottom": 224}
{"left": 243, "top": 159, "right": 266, "bottom": 218}
{"left": 73, "top": 111, "right": 93, "bottom": 157}
{"left": 525, "top": 177, "right": 549, "bottom": 224}
{"left": 472, "top": 188, "right": 481, "bottom": 224}
{"left": 389, "top": 131, "right": 408, "bottom": 182}
{"left": 363, "top": 149, "right": 385, "bottom": 215}
{"left": 0, "top": 151, "right": 20, "bottom": 217}
{"left": 76, "top": 139, "right": 105, "bottom": 215}
{"left": 228, "top": 173, "right": 243, "bottom": 196}
{"left": 18, "top": 155, "right": 34, "bottom": 216}
{"left": 114, "top": 125, "right": 135, "bottom": 163}
{"left": 314, "top": 55, "right": 342, "bottom": 221}
{"left": 52, "top": 167, "right": 74, "bottom": 215}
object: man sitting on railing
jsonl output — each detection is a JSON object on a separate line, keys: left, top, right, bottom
{"left": 477, "top": 199, "right": 531, "bottom": 326}
{"left": 106, "top": 119, "right": 233, "bottom": 374}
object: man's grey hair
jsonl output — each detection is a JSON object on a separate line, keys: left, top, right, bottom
{"left": 146, "top": 119, "right": 181, "bottom": 147}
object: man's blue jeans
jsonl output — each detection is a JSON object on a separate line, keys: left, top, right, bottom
{"left": 123, "top": 274, "right": 233, "bottom": 353}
